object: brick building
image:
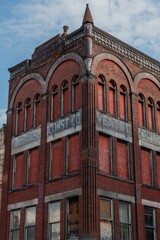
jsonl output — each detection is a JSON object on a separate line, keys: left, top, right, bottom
{"left": 0, "top": 126, "right": 6, "bottom": 214}
{"left": 0, "top": 4, "right": 160, "bottom": 240}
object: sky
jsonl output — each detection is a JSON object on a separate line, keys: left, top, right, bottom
{"left": 0, "top": 0, "right": 160, "bottom": 127}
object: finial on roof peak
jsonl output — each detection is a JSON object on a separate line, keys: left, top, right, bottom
{"left": 82, "top": 4, "right": 94, "bottom": 25}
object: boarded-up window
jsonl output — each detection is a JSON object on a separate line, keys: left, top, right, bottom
{"left": 156, "top": 153, "right": 160, "bottom": 188}
{"left": 99, "top": 135, "right": 111, "bottom": 174}
{"left": 148, "top": 98, "right": 155, "bottom": 130}
{"left": 33, "top": 94, "right": 41, "bottom": 127}
{"left": 24, "top": 98, "right": 32, "bottom": 131}
{"left": 16, "top": 102, "right": 23, "bottom": 135}
{"left": 13, "top": 153, "right": 25, "bottom": 189}
{"left": 27, "top": 148, "right": 39, "bottom": 185}
{"left": 67, "top": 197, "right": 79, "bottom": 239}
{"left": 51, "top": 85, "right": 59, "bottom": 121}
{"left": 119, "top": 85, "right": 127, "bottom": 120}
{"left": 138, "top": 94, "right": 145, "bottom": 126}
{"left": 157, "top": 102, "right": 160, "bottom": 132}
{"left": 100, "top": 198, "right": 113, "bottom": 240}
{"left": 50, "top": 140, "right": 62, "bottom": 179}
{"left": 98, "top": 76, "right": 105, "bottom": 111}
{"left": 141, "top": 148, "right": 152, "bottom": 185}
{"left": 68, "top": 135, "right": 80, "bottom": 173}
{"left": 61, "top": 81, "right": 69, "bottom": 116}
{"left": 72, "top": 75, "right": 80, "bottom": 111}
{"left": 117, "top": 141, "right": 128, "bottom": 179}
{"left": 109, "top": 80, "right": 117, "bottom": 116}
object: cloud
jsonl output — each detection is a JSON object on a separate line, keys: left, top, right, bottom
{"left": 0, "top": 109, "right": 7, "bottom": 127}
{"left": 0, "top": 0, "right": 160, "bottom": 60}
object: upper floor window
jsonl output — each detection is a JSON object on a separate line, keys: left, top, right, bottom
{"left": 48, "top": 201, "right": 60, "bottom": 240}
{"left": 33, "top": 94, "right": 41, "bottom": 128}
{"left": 117, "top": 140, "right": 130, "bottom": 180}
{"left": 72, "top": 75, "right": 80, "bottom": 111}
{"left": 10, "top": 209, "right": 20, "bottom": 240}
{"left": 51, "top": 85, "right": 59, "bottom": 121}
{"left": 26, "top": 148, "right": 39, "bottom": 185}
{"left": 15, "top": 102, "right": 22, "bottom": 135}
{"left": 148, "top": 97, "right": 155, "bottom": 130}
{"left": 61, "top": 81, "right": 69, "bottom": 116}
{"left": 100, "top": 198, "right": 113, "bottom": 240}
{"left": 24, "top": 98, "right": 32, "bottom": 131}
{"left": 144, "top": 207, "right": 157, "bottom": 240}
{"left": 25, "top": 206, "right": 36, "bottom": 240}
{"left": 66, "top": 134, "right": 80, "bottom": 174}
{"left": 119, "top": 85, "right": 128, "bottom": 120}
{"left": 99, "top": 134, "right": 112, "bottom": 175}
{"left": 12, "top": 153, "right": 25, "bottom": 189}
{"left": 109, "top": 80, "right": 117, "bottom": 116}
{"left": 141, "top": 148, "right": 153, "bottom": 186}
{"left": 49, "top": 140, "right": 62, "bottom": 179}
{"left": 138, "top": 93, "right": 146, "bottom": 127}
{"left": 119, "top": 202, "right": 132, "bottom": 240}
{"left": 156, "top": 101, "right": 160, "bottom": 132}
{"left": 98, "top": 75, "right": 106, "bottom": 111}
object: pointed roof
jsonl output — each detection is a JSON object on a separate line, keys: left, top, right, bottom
{"left": 82, "top": 4, "right": 94, "bottom": 25}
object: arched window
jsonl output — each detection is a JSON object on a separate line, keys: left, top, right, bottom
{"left": 15, "top": 102, "right": 22, "bottom": 135}
{"left": 138, "top": 93, "right": 145, "bottom": 127}
{"left": 72, "top": 75, "right": 80, "bottom": 111}
{"left": 148, "top": 97, "right": 155, "bottom": 130}
{"left": 119, "top": 85, "right": 128, "bottom": 120}
{"left": 157, "top": 101, "right": 160, "bottom": 132}
{"left": 33, "top": 94, "right": 41, "bottom": 128}
{"left": 61, "top": 81, "right": 69, "bottom": 116}
{"left": 51, "top": 85, "right": 59, "bottom": 121}
{"left": 109, "top": 80, "right": 117, "bottom": 116}
{"left": 98, "top": 75, "right": 106, "bottom": 111}
{"left": 24, "top": 98, "right": 32, "bottom": 131}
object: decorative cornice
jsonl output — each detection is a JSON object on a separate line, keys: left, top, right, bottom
{"left": 93, "top": 27, "right": 160, "bottom": 78}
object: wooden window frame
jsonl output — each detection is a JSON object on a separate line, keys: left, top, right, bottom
{"left": 33, "top": 93, "right": 40, "bottom": 128}
{"left": 100, "top": 198, "right": 114, "bottom": 240}
{"left": 72, "top": 75, "right": 80, "bottom": 112}
{"left": 9, "top": 209, "right": 20, "bottom": 240}
{"left": 48, "top": 201, "right": 61, "bottom": 240}
{"left": 15, "top": 102, "right": 22, "bottom": 135}
{"left": 119, "top": 201, "right": 132, "bottom": 240}
{"left": 119, "top": 85, "right": 128, "bottom": 120}
{"left": 24, "top": 98, "right": 31, "bottom": 131}
{"left": 144, "top": 207, "right": 157, "bottom": 240}
{"left": 51, "top": 85, "right": 58, "bottom": 121}
{"left": 138, "top": 93, "right": 146, "bottom": 127}
{"left": 109, "top": 80, "right": 117, "bottom": 116}
{"left": 61, "top": 80, "right": 69, "bottom": 117}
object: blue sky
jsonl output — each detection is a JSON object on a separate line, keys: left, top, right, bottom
{"left": 0, "top": 0, "right": 160, "bottom": 127}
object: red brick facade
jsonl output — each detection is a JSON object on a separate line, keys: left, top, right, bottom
{"left": 0, "top": 4, "right": 160, "bottom": 240}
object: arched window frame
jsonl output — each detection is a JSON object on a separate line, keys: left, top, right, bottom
{"left": 24, "top": 98, "right": 31, "bottom": 131}
{"left": 33, "top": 93, "right": 40, "bottom": 128}
{"left": 109, "top": 80, "right": 117, "bottom": 116}
{"left": 15, "top": 102, "right": 22, "bottom": 135}
{"left": 98, "top": 74, "right": 106, "bottom": 112}
{"left": 119, "top": 85, "right": 128, "bottom": 120}
{"left": 51, "top": 85, "right": 58, "bottom": 121}
{"left": 138, "top": 93, "right": 146, "bottom": 127}
{"left": 157, "top": 101, "right": 160, "bottom": 132}
{"left": 72, "top": 75, "right": 80, "bottom": 112}
{"left": 148, "top": 97, "right": 155, "bottom": 130}
{"left": 61, "top": 80, "right": 69, "bottom": 116}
